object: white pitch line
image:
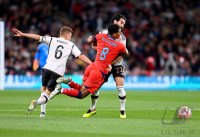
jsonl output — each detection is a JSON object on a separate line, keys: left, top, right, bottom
{"left": 0, "top": 108, "right": 199, "bottom": 112}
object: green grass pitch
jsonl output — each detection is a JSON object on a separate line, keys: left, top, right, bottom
{"left": 0, "top": 90, "right": 200, "bottom": 137}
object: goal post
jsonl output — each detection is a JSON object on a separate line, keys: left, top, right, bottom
{"left": 0, "top": 21, "right": 5, "bottom": 90}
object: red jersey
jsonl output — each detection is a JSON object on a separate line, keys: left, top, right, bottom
{"left": 94, "top": 33, "right": 126, "bottom": 74}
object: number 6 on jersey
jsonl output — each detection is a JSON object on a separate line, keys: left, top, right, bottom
{"left": 55, "top": 45, "right": 64, "bottom": 59}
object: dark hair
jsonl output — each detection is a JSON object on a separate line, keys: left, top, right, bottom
{"left": 108, "top": 24, "right": 119, "bottom": 35}
{"left": 111, "top": 14, "right": 126, "bottom": 23}
{"left": 60, "top": 26, "right": 73, "bottom": 36}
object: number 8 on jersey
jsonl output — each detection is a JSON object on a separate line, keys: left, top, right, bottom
{"left": 100, "top": 47, "right": 109, "bottom": 60}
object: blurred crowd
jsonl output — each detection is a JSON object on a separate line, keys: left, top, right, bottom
{"left": 1, "top": 0, "right": 200, "bottom": 76}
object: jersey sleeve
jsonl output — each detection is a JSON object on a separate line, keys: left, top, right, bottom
{"left": 99, "top": 29, "right": 108, "bottom": 34}
{"left": 34, "top": 51, "right": 39, "bottom": 60}
{"left": 71, "top": 45, "right": 81, "bottom": 57}
{"left": 39, "top": 36, "right": 52, "bottom": 45}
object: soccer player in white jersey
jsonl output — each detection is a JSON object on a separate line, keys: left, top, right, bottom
{"left": 84, "top": 14, "right": 127, "bottom": 118}
{"left": 12, "top": 26, "right": 92, "bottom": 115}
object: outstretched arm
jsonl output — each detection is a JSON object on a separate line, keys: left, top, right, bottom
{"left": 12, "top": 28, "right": 41, "bottom": 41}
{"left": 78, "top": 54, "right": 92, "bottom": 64}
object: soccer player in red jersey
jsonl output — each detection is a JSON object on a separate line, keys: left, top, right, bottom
{"left": 84, "top": 14, "right": 127, "bottom": 119}
{"left": 51, "top": 24, "right": 128, "bottom": 104}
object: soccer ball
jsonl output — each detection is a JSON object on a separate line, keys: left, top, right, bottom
{"left": 178, "top": 106, "right": 192, "bottom": 118}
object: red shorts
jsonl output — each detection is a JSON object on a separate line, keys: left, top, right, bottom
{"left": 83, "top": 63, "right": 105, "bottom": 94}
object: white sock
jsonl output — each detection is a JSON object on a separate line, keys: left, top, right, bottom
{"left": 90, "top": 90, "right": 99, "bottom": 110}
{"left": 41, "top": 103, "right": 46, "bottom": 113}
{"left": 117, "top": 86, "right": 126, "bottom": 111}
{"left": 37, "top": 92, "right": 49, "bottom": 105}
{"left": 40, "top": 90, "right": 47, "bottom": 113}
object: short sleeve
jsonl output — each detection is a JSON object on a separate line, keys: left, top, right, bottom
{"left": 99, "top": 29, "right": 108, "bottom": 34}
{"left": 71, "top": 45, "right": 81, "bottom": 57}
{"left": 34, "top": 44, "right": 42, "bottom": 59}
{"left": 39, "top": 36, "right": 52, "bottom": 45}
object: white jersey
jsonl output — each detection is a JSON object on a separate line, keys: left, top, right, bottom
{"left": 99, "top": 29, "right": 126, "bottom": 66}
{"left": 39, "top": 36, "right": 81, "bottom": 76}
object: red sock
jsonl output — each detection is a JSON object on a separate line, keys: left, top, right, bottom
{"left": 62, "top": 88, "right": 82, "bottom": 99}
{"left": 68, "top": 81, "right": 81, "bottom": 90}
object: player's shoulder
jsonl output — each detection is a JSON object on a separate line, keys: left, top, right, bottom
{"left": 99, "top": 28, "right": 108, "bottom": 34}
{"left": 96, "top": 33, "right": 107, "bottom": 39}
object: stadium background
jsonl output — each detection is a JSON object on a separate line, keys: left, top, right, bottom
{"left": 0, "top": 1, "right": 200, "bottom": 137}
{"left": 1, "top": 0, "right": 200, "bottom": 90}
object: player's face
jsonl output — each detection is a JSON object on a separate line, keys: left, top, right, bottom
{"left": 114, "top": 18, "right": 126, "bottom": 30}
{"left": 113, "top": 32, "right": 120, "bottom": 39}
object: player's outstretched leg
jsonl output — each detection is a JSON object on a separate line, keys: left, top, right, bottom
{"left": 27, "top": 100, "right": 37, "bottom": 115}
{"left": 27, "top": 92, "right": 50, "bottom": 115}
{"left": 49, "top": 84, "right": 62, "bottom": 99}
{"left": 56, "top": 77, "right": 72, "bottom": 84}
{"left": 82, "top": 90, "right": 99, "bottom": 118}
{"left": 57, "top": 76, "right": 81, "bottom": 90}
{"left": 50, "top": 76, "right": 76, "bottom": 99}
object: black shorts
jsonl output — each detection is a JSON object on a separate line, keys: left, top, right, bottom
{"left": 104, "top": 65, "right": 125, "bottom": 82}
{"left": 42, "top": 68, "right": 62, "bottom": 91}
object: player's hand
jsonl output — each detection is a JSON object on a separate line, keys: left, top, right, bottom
{"left": 12, "top": 28, "right": 24, "bottom": 37}
{"left": 106, "top": 64, "right": 112, "bottom": 72}
{"left": 87, "top": 36, "right": 93, "bottom": 43}
{"left": 33, "top": 60, "right": 39, "bottom": 71}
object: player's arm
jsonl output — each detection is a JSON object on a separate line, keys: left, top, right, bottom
{"left": 72, "top": 44, "right": 92, "bottom": 64}
{"left": 78, "top": 54, "right": 92, "bottom": 64}
{"left": 12, "top": 28, "right": 40, "bottom": 41}
{"left": 33, "top": 59, "right": 39, "bottom": 71}
{"left": 111, "top": 56, "right": 122, "bottom": 65}
{"left": 121, "top": 48, "right": 129, "bottom": 57}
{"left": 12, "top": 29, "right": 52, "bottom": 45}
{"left": 33, "top": 46, "right": 40, "bottom": 71}
{"left": 111, "top": 48, "right": 129, "bottom": 65}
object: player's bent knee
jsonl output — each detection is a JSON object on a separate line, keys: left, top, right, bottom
{"left": 117, "top": 86, "right": 126, "bottom": 97}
